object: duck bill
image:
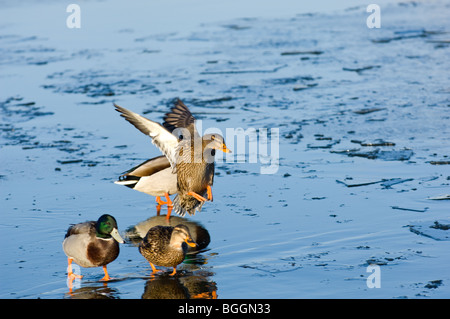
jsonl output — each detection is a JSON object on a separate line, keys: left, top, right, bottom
{"left": 111, "top": 228, "right": 125, "bottom": 243}
{"left": 222, "top": 144, "right": 232, "bottom": 153}
{"left": 185, "top": 237, "right": 197, "bottom": 248}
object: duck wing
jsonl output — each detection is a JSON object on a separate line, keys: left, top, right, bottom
{"left": 163, "top": 99, "right": 199, "bottom": 139}
{"left": 114, "top": 104, "right": 178, "bottom": 168}
{"left": 118, "top": 155, "right": 171, "bottom": 178}
{"left": 64, "top": 221, "right": 95, "bottom": 239}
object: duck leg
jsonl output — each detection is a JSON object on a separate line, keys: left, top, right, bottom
{"left": 187, "top": 191, "right": 207, "bottom": 202}
{"left": 67, "top": 258, "right": 83, "bottom": 280}
{"left": 155, "top": 196, "right": 166, "bottom": 216}
{"left": 149, "top": 262, "right": 161, "bottom": 275}
{"left": 100, "top": 265, "right": 111, "bottom": 281}
{"left": 156, "top": 194, "right": 172, "bottom": 206}
{"left": 156, "top": 196, "right": 167, "bottom": 206}
{"left": 206, "top": 185, "right": 213, "bottom": 202}
{"left": 164, "top": 193, "right": 173, "bottom": 207}
{"left": 169, "top": 267, "right": 177, "bottom": 276}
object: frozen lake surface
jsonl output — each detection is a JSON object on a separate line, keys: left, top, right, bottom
{"left": 1, "top": 0, "right": 449, "bottom": 299}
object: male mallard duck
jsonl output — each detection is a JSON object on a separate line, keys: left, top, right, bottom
{"left": 139, "top": 224, "right": 196, "bottom": 276}
{"left": 114, "top": 155, "right": 177, "bottom": 217}
{"left": 114, "top": 99, "right": 231, "bottom": 217}
{"left": 62, "top": 214, "right": 124, "bottom": 282}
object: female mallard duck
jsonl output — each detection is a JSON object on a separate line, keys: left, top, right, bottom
{"left": 125, "top": 215, "right": 210, "bottom": 252}
{"left": 62, "top": 214, "right": 124, "bottom": 282}
{"left": 139, "top": 224, "right": 196, "bottom": 276}
{"left": 114, "top": 155, "right": 177, "bottom": 217}
{"left": 114, "top": 99, "right": 231, "bottom": 217}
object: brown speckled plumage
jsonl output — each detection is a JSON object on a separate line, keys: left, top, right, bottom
{"left": 139, "top": 224, "right": 195, "bottom": 270}
{"left": 163, "top": 100, "right": 228, "bottom": 216}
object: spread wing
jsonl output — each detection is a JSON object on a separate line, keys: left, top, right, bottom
{"left": 163, "top": 99, "right": 199, "bottom": 138}
{"left": 114, "top": 103, "right": 178, "bottom": 168}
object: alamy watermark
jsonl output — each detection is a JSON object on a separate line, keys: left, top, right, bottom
{"left": 172, "top": 120, "right": 279, "bottom": 175}
{"left": 66, "top": 4, "right": 81, "bottom": 29}
{"left": 67, "top": 263, "right": 82, "bottom": 290}
{"left": 366, "top": 264, "right": 381, "bottom": 288}
{"left": 67, "top": 4, "right": 381, "bottom": 30}
{"left": 366, "top": 4, "right": 381, "bottom": 29}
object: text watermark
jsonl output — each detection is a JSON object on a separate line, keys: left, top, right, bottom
{"left": 66, "top": 4, "right": 81, "bottom": 29}
{"left": 366, "top": 264, "right": 381, "bottom": 288}
{"left": 171, "top": 121, "right": 279, "bottom": 175}
{"left": 366, "top": 4, "right": 381, "bottom": 29}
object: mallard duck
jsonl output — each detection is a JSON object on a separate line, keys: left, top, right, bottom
{"left": 114, "top": 99, "right": 231, "bottom": 217}
{"left": 125, "top": 215, "right": 210, "bottom": 252}
{"left": 62, "top": 214, "right": 124, "bottom": 282}
{"left": 114, "top": 155, "right": 177, "bottom": 216}
{"left": 139, "top": 224, "right": 196, "bottom": 276}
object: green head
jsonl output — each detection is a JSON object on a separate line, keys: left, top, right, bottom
{"left": 95, "top": 214, "right": 124, "bottom": 243}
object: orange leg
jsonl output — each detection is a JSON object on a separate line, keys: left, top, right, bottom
{"left": 100, "top": 265, "right": 111, "bottom": 281}
{"left": 149, "top": 262, "right": 161, "bottom": 275}
{"left": 164, "top": 193, "right": 173, "bottom": 207}
{"left": 169, "top": 267, "right": 177, "bottom": 276}
{"left": 206, "top": 185, "right": 213, "bottom": 202}
{"left": 156, "top": 194, "right": 172, "bottom": 206}
{"left": 67, "top": 276, "right": 75, "bottom": 292}
{"left": 156, "top": 196, "right": 167, "bottom": 205}
{"left": 187, "top": 191, "right": 207, "bottom": 202}
{"left": 67, "top": 258, "right": 83, "bottom": 280}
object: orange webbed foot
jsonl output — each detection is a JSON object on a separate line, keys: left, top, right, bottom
{"left": 169, "top": 267, "right": 177, "bottom": 276}
{"left": 100, "top": 265, "right": 112, "bottom": 281}
{"left": 149, "top": 262, "right": 162, "bottom": 276}
{"left": 67, "top": 272, "right": 83, "bottom": 280}
{"left": 67, "top": 258, "right": 83, "bottom": 280}
{"left": 187, "top": 191, "right": 207, "bottom": 202}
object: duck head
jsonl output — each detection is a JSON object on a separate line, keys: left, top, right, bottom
{"left": 96, "top": 214, "right": 125, "bottom": 243}
{"left": 203, "top": 133, "right": 231, "bottom": 158}
{"left": 171, "top": 224, "right": 197, "bottom": 249}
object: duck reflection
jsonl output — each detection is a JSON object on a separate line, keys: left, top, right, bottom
{"left": 142, "top": 272, "right": 217, "bottom": 299}
{"left": 64, "top": 284, "right": 119, "bottom": 299}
